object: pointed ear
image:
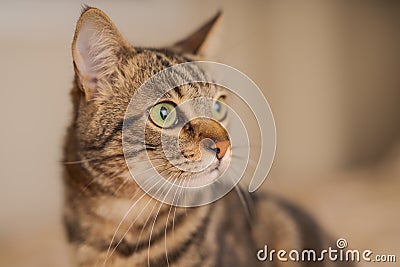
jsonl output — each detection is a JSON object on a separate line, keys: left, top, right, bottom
{"left": 173, "top": 11, "right": 222, "bottom": 57}
{"left": 72, "top": 7, "right": 130, "bottom": 100}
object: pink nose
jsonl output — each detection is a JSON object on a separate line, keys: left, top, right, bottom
{"left": 214, "top": 140, "right": 230, "bottom": 159}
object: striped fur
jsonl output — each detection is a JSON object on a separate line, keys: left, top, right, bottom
{"left": 63, "top": 7, "right": 355, "bottom": 267}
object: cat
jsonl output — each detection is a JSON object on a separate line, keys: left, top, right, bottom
{"left": 63, "top": 6, "right": 354, "bottom": 267}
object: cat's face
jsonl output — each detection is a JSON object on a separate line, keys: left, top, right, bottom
{"left": 142, "top": 82, "right": 231, "bottom": 186}
{"left": 69, "top": 7, "right": 230, "bottom": 196}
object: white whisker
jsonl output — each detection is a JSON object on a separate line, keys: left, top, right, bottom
{"left": 147, "top": 173, "right": 180, "bottom": 267}
{"left": 164, "top": 172, "right": 184, "bottom": 267}
{"left": 172, "top": 172, "right": 186, "bottom": 239}
{"left": 103, "top": 165, "right": 177, "bottom": 266}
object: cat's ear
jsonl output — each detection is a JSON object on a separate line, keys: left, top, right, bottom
{"left": 173, "top": 11, "right": 222, "bottom": 57}
{"left": 72, "top": 7, "right": 130, "bottom": 100}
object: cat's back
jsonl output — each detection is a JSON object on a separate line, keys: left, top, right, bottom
{"left": 219, "top": 190, "right": 355, "bottom": 267}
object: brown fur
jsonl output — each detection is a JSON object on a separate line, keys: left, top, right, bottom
{"left": 63, "top": 7, "right": 355, "bottom": 267}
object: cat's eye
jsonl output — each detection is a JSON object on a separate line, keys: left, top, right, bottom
{"left": 212, "top": 96, "right": 227, "bottom": 121}
{"left": 149, "top": 102, "right": 177, "bottom": 128}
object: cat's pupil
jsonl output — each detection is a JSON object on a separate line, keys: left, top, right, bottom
{"left": 160, "top": 106, "right": 168, "bottom": 120}
{"left": 214, "top": 102, "right": 221, "bottom": 113}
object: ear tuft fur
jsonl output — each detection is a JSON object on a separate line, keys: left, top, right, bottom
{"left": 80, "top": 4, "right": 93, "bottom": 15}
{"left": 173, "top": 10, "right": 222, "bottom": 57}
{"left": 72, "top": 7, "right": 129, "bottom": 100}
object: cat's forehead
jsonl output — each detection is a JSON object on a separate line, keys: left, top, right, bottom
{"left": 159, "top": 83, "right": 221, "bottom": 105}
{"left": 122, "top": 48, "right": 224, "bottom": 99}
{"left": 178, "top": 83, "right": 221, "bottom": 99}
{"left": 131, "top": 48, "right": 194, "bottom": 70}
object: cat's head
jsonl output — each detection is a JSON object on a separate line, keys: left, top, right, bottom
{"left": 68, "top": 7, "right": 230, "bottom": 198}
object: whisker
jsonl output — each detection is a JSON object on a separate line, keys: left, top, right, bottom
{"left": 103, "top": 166, "right": 177, "bottom": 265}
{"left": 112, "top": 177, "right": 131, "bottom": 195}
{"left": 226, "top": 168, "right": 255, "bottom": 225}
{"left": 131, "top": 162, "right": 171, "bottom": 177}
{"left": 172, "top": 172, "right": 185, "bottom": 239}
{"left": 62, "top": 153, "right": 165, "bottom": 166}
{"left": 234, "top": 184, "right": 253, "bottom": 224}
{"left": 183, "top": 177, "right": 190, "bottom": 216}
{"left": 164, "top": 173, "right": 184, "bottom": 267}
{"left": 76, "top": 165, "right": 128, "bottom": 197}
{"left": 62, "top": 157, "right": 104, "bottom": 165}
{"left": 146, "top": 200, "right": 164, "bottom": 267}
{"left": 104, "top": 186, "right": 160, "bottom": 265}
{"left": 104, "top": 164, "right": 180, "bottom": 264}
{"left": 147, "top": 173, "right": 180, "bottom": 267}
{"left": 130, "top": 174, "right": 176, "bottom": 259}
{"left": 103, "top": 181, "right": 158, "bottom": 266}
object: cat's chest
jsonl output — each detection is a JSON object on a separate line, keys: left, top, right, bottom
{"left": 93, "top": 195, "right": 157, "bottom": 226}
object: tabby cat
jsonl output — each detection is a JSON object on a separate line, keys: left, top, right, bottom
{"left": 63, "top": 6, "right": 354, "bottom": 267}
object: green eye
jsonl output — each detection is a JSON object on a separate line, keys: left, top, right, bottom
{"left": 212, "top": 96, "right": 227, "bottom": 121}
{"left": 149, "top": 102, "right": 177, "bottom": 128}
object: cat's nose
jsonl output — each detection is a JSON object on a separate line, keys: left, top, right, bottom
{"left": 214, "top": 140, "right": 230, "bottom": 159}
{"left": 202, "top": 138, "right": 230, "bottom": 160}
{"left": 180, "top": 117, "right": 230, "bottom": 160}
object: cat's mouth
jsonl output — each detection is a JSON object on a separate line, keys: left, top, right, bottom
{"left": 185, "top": 147, "right": 231, "bottom": 187}
{"left": 141, "top": 145, "right": 232, "bottom": 188}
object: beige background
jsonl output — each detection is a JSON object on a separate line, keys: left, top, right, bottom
{"left": 0, "top": 0, "right": 399, "bottom": 266}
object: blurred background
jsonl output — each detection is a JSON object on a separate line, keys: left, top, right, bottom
{"left": 0, "top": 0, "right": 399, "bottom": 266}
